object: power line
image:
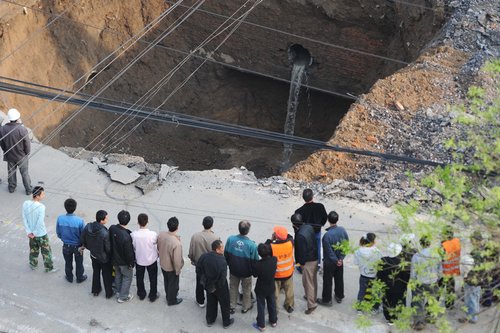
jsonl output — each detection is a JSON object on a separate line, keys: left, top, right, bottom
{"left": 0, "top": 0, "right": 360, "bottom": 99}
{"left": 164, "top": 0, "right": 412, "bottom": 65}
{"left": 0, "top": 1, "right": 189, "bottom": 182}
{"left": 0, "top": 77, "right": 447, "bottom": 169}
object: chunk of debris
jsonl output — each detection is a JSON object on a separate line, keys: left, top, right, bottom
{"left": 102, "top": 164, "right": 140, "bottom": 184}
{"left": 159, "top": 164, "right": 177, "bottom": 183}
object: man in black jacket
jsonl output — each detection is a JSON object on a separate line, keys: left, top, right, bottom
{"left": 197, "top": 240, "right": 234, "bottom": 329}
{"left": 292, "top": 213, "right": 318, "bottom": 314}
{"left": 80, "top": 210, "right": 113, "bottom": 298}
{"left": 295, "top": 189, "right": 327, "bottom": 269}
{"left": 109, "top": 210, "right": 135, "bottom": 303}
{"left": 0, "top": 108, "right": 32, "bottom": 194}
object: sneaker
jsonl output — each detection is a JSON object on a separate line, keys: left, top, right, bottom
{"left": 334, "top": 296, "right": 343, "bottom": 304}
{"left": 8, "top": 188, "right": 15, "bottom": 193}
{"left": 387, "top": 321, "right": 394, "bottom": 326}
{"left": 76, "top": 275, "right": 87, "bottom": 283}
{"left": 317, "top": 298, "right": 332, "bottom": 307}
{"left": 117, "top": 294, "right": 134, "bottom": 303}
{"left": 223, "top": 318, "right": 235, "bottom": 329}
{"left": 29, "top": 265, "right": 37, "bottom": 271}
{"left": 230, "top": 308, "right": 235, "bottom": 314}
{"left": 197, "top": 301, "right": 206, "bottom": 308}
{"left": 242, "top": 305, "right": 253, "bottom": 313}
{"left": 65, "top": 276, "right": 73, "bottom": 283}
{"left": 252, "top": 322, "right": 265, "bottom": 331}
{"left": 46, "top": 268, "right": 59, "bottom": 273}
{"left": 207, "top": 321, "right": 214, "bottom": 327}
{"left": 305, "top": 306, "right": 317, "bottom": 315}
{"left": 270, "top": 322, "right": 277, "bottom": 328}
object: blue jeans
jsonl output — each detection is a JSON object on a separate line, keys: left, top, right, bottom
{"left": 464, "top": 284, "right": 480, "bottom": 322}
{"left": 62, "top": 244, "right": 84, "bottom": 282}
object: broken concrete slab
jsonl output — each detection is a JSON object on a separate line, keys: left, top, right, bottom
{"left": 135, "top": 174, "right": 160, "bottom": 194}
{"left": 102, "top": 163, "right": 140, "bottom": 184}
{"left": 159, "top": 164, "right": 178, "bottom": 183}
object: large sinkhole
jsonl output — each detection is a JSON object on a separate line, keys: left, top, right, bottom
{"left": 19, "top": 0, "right": 445, "bottom": 178}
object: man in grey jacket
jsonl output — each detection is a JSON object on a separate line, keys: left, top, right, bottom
{"left": 188, "top": 216, "right": 220, "bottom": 307}
{"left": 0, "top": 108, "right": 32, "bottom": 194}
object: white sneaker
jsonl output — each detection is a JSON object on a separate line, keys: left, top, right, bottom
{"left": 197, "top": 301, "right": 206, "bottom": 308}
{"left": 46, "top": 268, "right": 59, "bottom": 273}
{"left": 117, "top": 294, "right": 134, "bottom": 303}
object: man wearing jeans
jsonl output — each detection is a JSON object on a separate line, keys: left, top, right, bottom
{"left": 109, "top": 210, "right": 135, "bottom": 303}
{"left": 0, "top": 108, "right": 32, "bottom": 195}
{"left": 224, "top": 220, "right": 259, "bottom": 314}
{"left": 295, "top": 189, "right": 327, "bottom": 271}
{"left": 56, "top": 198, "right": 86, "bottom": 283}
{"left": 131, "top": 213, "right": 159, "bottom": 302}
{"left": 22, "top": 186, "right": 56, "bottom": 273}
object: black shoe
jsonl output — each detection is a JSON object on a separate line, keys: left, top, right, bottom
{"left": 139, "top": 295, "right": 146, "bottom": 301}
{"left": 335, "top": 296, "right": 343, "bottom": 304}
{"left": 284, "top": 305, "right": 294, "bottom": 313}
{"left": 76, "top": 275, "right": 87, "bottom": 283}
{"left": 149, "top": 293, "right": 160, "bottom": 302}
{"left": 25, "top": 189, "right": 32, "bottom": 195}
{"left": 230, "top": 308, "right": 235, "bottom": 314}
{"left": 305, "top": 306, "right": 317, "bottom": 315}
{"left": 8, "top": 188, "right": 15, "bottom": 193}
{"left": 223, "top": 318, "right": 235, "bottom": 329}
{"left": 207, "top": 321, "right": 214, "bottom": 327}
{"left": 317, "top": 298, "right": 332, "bottom": 307}
{"left": 168, "top": 298, "right": 183, "bottom": 306}
{"left": 65, "top": 276, "right": 73, "bottom": 283}
{"left": 93, "top": 292, "right": 100, "bottom": 297}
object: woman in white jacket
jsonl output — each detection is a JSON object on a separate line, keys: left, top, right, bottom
{"left": 354, "top": 233, "right": 382, "bottom": 310}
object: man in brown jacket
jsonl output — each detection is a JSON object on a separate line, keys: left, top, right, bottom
{"left": 0, "top": 108, "right": 32, "bottom": 194}
{"left": 158, "top": 216, "right": 184, "bottom": 305}
{"left": 188, "top": 216, "right": 220, "bottom": 307}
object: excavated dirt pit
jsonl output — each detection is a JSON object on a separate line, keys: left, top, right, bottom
{"left": 0, "top": 0, "right": 446, "bottom": 177}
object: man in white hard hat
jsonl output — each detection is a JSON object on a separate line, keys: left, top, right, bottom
{"left": 0, "top": 108, "right": 32, "bottom": 194}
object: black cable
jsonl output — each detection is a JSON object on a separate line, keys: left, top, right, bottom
{"left": 0, "top": 77, "right": 447, "bottom": 168}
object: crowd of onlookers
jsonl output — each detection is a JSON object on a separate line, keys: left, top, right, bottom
{"left": 22, "top": 186, "right": 499, "bottom": 331}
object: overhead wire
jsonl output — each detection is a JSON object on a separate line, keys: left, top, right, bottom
{"left": 0, "top": 77, "right": 448, "bottom": 169}
{"left": 94, "top": 0, "right": 264, "bottom": 159}
{"left": 52, "top": 0, "right": 265, "bottom": 191}
{"left": 163, "top": 0, "right": 415, "bottom": 65}
{"left": 81, "top": 0, "right": 256, "bottom": 158}
{"left": 2, "top": 0, "right": 414, "bottom": 97}
{"left": 0, "top": 0, "right": 84, "bottom": 63}
{"left": 0, "top": 0, "right": 186, "bottom": 151}
{"left": 0, "top": 0, "right": 189, "bottom": 190}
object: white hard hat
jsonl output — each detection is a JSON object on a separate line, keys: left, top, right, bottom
{"left": 7, "top": 108, "right": 21, "bottom": 121}
{"left": 386, "top": 242, "right": 402, "bottom": 257}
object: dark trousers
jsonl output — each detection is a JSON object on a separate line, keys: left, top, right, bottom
{"left": 91, "top": 257, "right": 113, "bottom": 298}
{"left": 256, "top": 292, "right": 277, "bottom": 328}
{"left": 162, "top": 269, "right": 179, "bottom": 304}
{"left": 196, "top": 272, "right": 206, "bottom": 304}
{"left": 382, "top": 289, "right": 406, "bottom": 322}
{"left": 358, "top": 275, "right": 379, "bottom": 310}
{"left": 62, "top": 244, "right": 84, "bottom": 282}
{"left": 322, "top": 260, "right": 344, "bottom": 302}
{"left": 206, "top": 282, "right": 231, "bottom": 326}
{"left": 136, "top": 262, "right": 158, "bottom": 300}
{"left": 7, "top": 159, "right": 31, "bottom": 192}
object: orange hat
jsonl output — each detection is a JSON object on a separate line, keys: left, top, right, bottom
{"left": 273, "top": 226, "right": 288, "bottom": 240}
